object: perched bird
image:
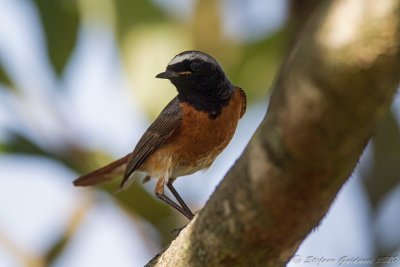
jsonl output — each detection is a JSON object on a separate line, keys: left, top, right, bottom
{"left": 73, "top": 51, "right": 246, "bottom": 220}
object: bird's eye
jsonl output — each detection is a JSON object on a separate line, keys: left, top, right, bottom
{"left": 190, "top": 61, "right": 201, "bottom": 71}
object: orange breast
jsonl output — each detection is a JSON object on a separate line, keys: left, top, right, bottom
{"left": 143, "top": 88, "right": 245, "bottom": 178}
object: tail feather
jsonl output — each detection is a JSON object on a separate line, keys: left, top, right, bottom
{"left": 115, "top": 171, "right": 137, "bottom": 193}
{"left": 73, "top": 154, "right": 130, "bottom": 186}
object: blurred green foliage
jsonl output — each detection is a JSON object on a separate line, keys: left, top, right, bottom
{"left": 114, "top": 0, "right": 166, "bottom": 37}
{"left": 362, "top": 112, "right": 400, "bottom": 209}
{"left": 35, "top": 0, "right": 80, "bottom": 75}
{"left": 361, "top": 111, "right": 400, "bottom": 257}
{"left": 0, "top": 63, "right": 13, "bottom": 88}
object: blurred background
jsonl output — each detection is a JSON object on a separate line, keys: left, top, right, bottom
{"left": 0, "top": 0, "right": 398, "bottom": 266}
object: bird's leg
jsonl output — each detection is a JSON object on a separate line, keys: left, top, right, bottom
{"left": 167, "top": 179, "right": 194, "bottom": 220}
{"left": 155, "top": 176, "right": 193, "bottom": 220}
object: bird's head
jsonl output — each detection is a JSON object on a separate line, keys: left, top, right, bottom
{"left": 156, "top": 51, "right": 233, "bottom": 98}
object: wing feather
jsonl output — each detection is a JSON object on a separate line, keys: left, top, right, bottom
{"left": 119, "top": 97, "right": 182, "bottom": 189}
{"left": 236, "top": 86, "right": 247, "bottom": 118}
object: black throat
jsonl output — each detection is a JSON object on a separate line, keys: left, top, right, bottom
{"left": 176, "top": 81, "right": 234, "bottom": 119}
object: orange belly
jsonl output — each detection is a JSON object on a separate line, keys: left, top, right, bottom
{"left": 141, "top": 88, "right": 244, "bottom": 178}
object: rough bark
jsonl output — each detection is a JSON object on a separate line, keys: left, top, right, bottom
{"left": 147, "top": 0, "right": 400, "bottom": 266}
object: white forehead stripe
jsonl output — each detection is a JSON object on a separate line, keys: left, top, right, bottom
{"left": 167, "top": 52, "right": 217, "bottom": 66}
{"left": 168, "top": 53, "right": 192, "bottom": 66}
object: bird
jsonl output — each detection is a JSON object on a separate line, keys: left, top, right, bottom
{"left": 73, "top": 51, "right": 246, "bottom": 220}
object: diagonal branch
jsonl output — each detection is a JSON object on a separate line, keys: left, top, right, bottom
{"left": 147, "top": 0, "right": 400, "bottom": 266}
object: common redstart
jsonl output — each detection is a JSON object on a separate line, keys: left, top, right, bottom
{"left": 73, "top": 51, "right": 246, "bottom": 220}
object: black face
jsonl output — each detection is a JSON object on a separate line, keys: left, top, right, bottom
{"left": 156, "top": 51, "right": 234, "bottom": 118}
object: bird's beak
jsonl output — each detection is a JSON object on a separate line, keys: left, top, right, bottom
{"left": 155, "top": 70, "right": 178, "bottom": 79}
{"left": 156, "top": 70, "right": 192, "bottom": 79}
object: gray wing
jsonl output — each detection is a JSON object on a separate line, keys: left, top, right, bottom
{"left": 119, "top": 96, "right": 182, "bottom": 190}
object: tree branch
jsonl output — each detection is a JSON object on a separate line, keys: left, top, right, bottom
{"left": 147, "top": 0, "right": 400, "bottom": 266}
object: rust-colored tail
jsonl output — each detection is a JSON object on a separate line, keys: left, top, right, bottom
{"left": 73, "top": 154, "right": 130, "bottom": 186}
